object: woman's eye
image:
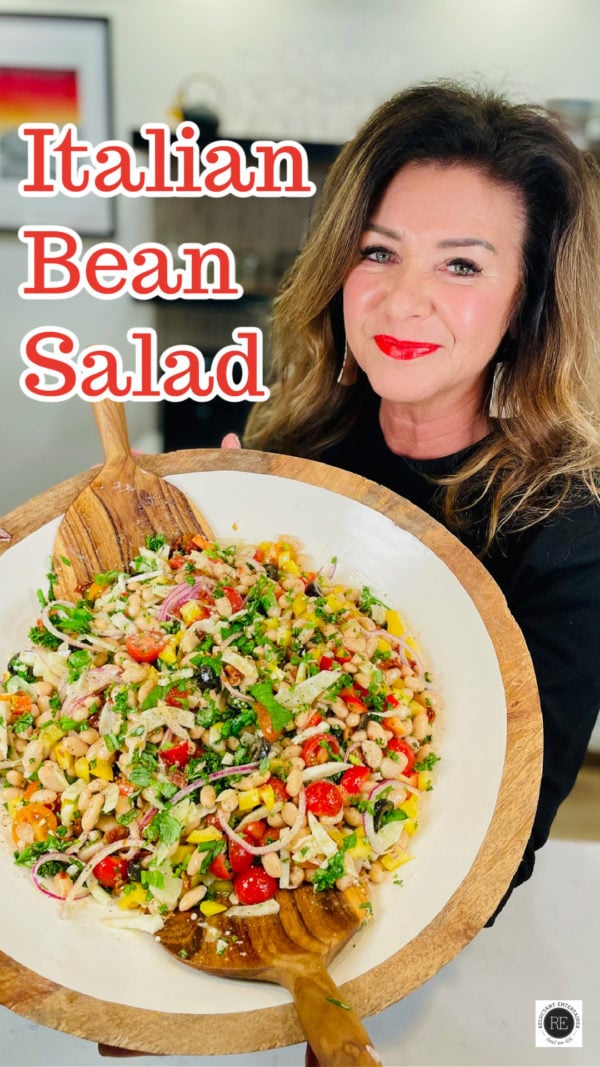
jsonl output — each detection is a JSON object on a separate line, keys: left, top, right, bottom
{"left": 446, "top": 258, "right": 482, "bottom": 276}
{"left": 360, "top": 245, "right": 394, "bottom": 264}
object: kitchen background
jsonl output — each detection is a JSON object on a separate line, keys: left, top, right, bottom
{"left": 0, "top": 0, "right": 599, "bottom": 768}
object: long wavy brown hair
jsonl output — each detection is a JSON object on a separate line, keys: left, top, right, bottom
{"left": 244, "top": 81, "right": 600, "bottom": 547}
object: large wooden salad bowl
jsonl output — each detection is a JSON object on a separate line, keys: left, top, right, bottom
{"left": 0, "top": 448, "right": 542, "bottom": 1056}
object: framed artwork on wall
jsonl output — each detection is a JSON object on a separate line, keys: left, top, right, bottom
{"left": 0, "top": 13, "right": 113, "bottom": 235}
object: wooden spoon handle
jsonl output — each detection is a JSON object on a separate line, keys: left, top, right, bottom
{"left": 93, "top": 399, "right": 132, "bottom": 465}
{"left": 277, "top": 958, "right": 382, "bottom": 1067}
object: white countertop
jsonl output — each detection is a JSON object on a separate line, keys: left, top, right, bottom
{"left": 1, "top": 838, "right": 598, "bottom": 1067}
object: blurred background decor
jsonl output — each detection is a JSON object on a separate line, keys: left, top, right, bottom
{"left": 0, "top": 12, "right": 113, "bottom": 234}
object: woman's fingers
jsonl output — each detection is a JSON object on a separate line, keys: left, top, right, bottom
{"left": 221, "top": 433, "right": 242, "bottom": 449}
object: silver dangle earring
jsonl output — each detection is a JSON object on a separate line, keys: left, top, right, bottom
{"left": 336, "top": 340, "right": 358, "bottom": 386}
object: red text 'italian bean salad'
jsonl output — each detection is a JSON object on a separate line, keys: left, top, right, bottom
{"left": 0, "top": 533, "right": 440, "bottom": 934}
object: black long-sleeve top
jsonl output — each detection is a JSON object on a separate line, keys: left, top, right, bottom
{"left": 315, "top": 392, "right": 600, "bottom": 919}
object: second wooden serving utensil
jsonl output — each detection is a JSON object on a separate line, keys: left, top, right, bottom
{"left": 53, "top": 400, "right": 214, "bottom": 600}
{"left": 158, "top": 883, "right": 382, "bottom": 1067}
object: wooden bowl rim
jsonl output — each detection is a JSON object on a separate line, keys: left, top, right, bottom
{"left": 0, "top": 448, "right": 543, "bottom": 1055}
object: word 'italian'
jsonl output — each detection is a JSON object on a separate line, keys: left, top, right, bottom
{"left": 19, "top": 227, "right": 241, "bottom": 300}
{"left": 20, "top": 327, "right": 268, "bottom": 403}
{"left": 19, "top": 122, "right": 315, "bottom": 198}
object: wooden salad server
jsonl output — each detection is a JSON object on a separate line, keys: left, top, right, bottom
{"left": 53, "top": 399, "right": 214, "bottom": 600}
{"left": 158, "top": 882, "right": 382, "bottom": 1067}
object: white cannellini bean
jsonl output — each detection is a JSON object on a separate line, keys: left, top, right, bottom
{"left": 412, "top": 711, "right": 429, "bottom": 741}
{"left": 21, "top": 739, "right": 44, "bottom": 778}
{"left": 261, "top": 852, "right": 281, "bottom": 879}
{"left": 361, "top": 740, "right": 383, "bottom": 770}
{"left": 285, "top": 768, "right": 303, "bottom": 797}
{"left": 79, "top": 778, "right": 105, "bottom": 812}
{"left": 380, "top": 756, "right": 408, "bottom": 779}
{"left": 5, "top": 770, "right": 24, "bottom": 787}
{"left": 367, "top": 720, "right": 388, "bottom": 742}
{"left": 218, "top": 789, "right": 238, "bottom": 813}
{"left": 81, "top": 792, "right": 104, "bottom": 832}
{"left": 61, "top": 735, "right": 89, "bottom": 757}
{"left": 28, "top": 788, "right": 58, "bottom": 806}
{"left": 37, "top": 760, "right": 69, "bottom": 793}
{"left": 178, "top": 885, "right": 207, "bottom": 912}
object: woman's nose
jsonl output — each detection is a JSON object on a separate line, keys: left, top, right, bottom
{"left": 384, "top": 260, "right": 432, "bottom": 319}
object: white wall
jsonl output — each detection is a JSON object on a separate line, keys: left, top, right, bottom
{"left": 1, "top": 0, "right": 600, "bottom": 513}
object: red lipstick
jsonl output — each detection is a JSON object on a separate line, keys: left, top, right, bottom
{"left": 374, "top": 335, "right": 441, "bottom": 360}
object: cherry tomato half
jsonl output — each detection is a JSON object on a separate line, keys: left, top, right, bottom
{"left": 125, "top": 630, "right": 168, "bottom": 662}
{"left": 301, "top": 733, "right": 341, "bottom": 767}
{"left": 93, "top": 854, "right": 129, "bottom": 889}
{"left": 339, "top": 688, "right": 368, "bottom": 716}
{"left": 228, "top": 837, "right": 255, "bottom": 874}
{"left": 386, "top": 737, "right": 416, "bottom": 775}
{"left": 233, "top": 867, "right": 278, "bottom": 905}
{"left": 209, "top": 850, "right": 232, "bottom": 880}
{"left": 222, "top": 586, "right": 244, "bottom": 613}
{"left": 304, "top": 780, "right": 344, "bottom": 818}
{"left": 266, "top": 777, "right": 288, "bottom": 804}
{"left": 159, "top": 740, "right": 191, "bottom": 768}
{"left": 12, "top": 803, "right": 58, "bottom": 845}
{"left": 164, "top": 688, "right": 189, "bottom": 709}
{"left": 340, "top": 765, "right": 370, "bottom": 800}
{"left": 240, "top": 819, "right": 268, "bottom": 843}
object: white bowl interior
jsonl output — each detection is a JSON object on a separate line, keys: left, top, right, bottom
{"left": 0, "top": 470, "right": 506, "bottom": 1013}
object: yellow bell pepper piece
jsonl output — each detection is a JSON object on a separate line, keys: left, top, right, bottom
{"left": 117, "top": 884, "right": 148, "bottom": 909}
{"left": 171, "top": 844, "right": 193, "bottom": 866}
{"left": 326, "top": 594, "right": 344, "bottom": 613}
{"left": 7, "top": 797, "right": 24, "bottom": 818}
{"left": 399, "top": 794, "right": 418, "bottom": 820}
{"left": 74, "top": 756, "right": 90, "bottom": 782}
{"left": 404, "top": 635, "right": 421, "bottom": 653}
{"left": 385, "top": 610, "right": 404, "bottom": 637}
{"left": 403, "top": 818, "right": 418, "bottom": 837}
{"left": 180, "top": 601, "right": 207, "bottom": 625}
{"left": 347, "top": 830, "right": 372, "bottom": 862}
{"left": 418, "top": 770, "right": 433, "bottom": 792}
{"left": 40, "top": 723, "right": 64, "bottom": 753}
{"left": 53, "top": 743, "right": 74, "bottom": 774}
{"left": 258, "top": 784, "right": 275, "bottom": 811}
{"left": 200, "top": 900, "right": 228, "bottom": 917}
{"left": 90, "top": 759, "right": 114, "bottom": 781}
{"left": 158, "top": 637, "right": 178, "bottom": 666}
{"left": 187, "top": 826, "right": 222, "bottom": 844}
{"left": 238, "top": 788, "right": 261, "bottom": 812}
{"left": 278, "top": 552, "right": 300, "bottom": 575}
{"left": 292, "top": 594, "right": 308, "bottom": 618}
{"left": 380, "top": 850, "right": 414, "bottom": 871}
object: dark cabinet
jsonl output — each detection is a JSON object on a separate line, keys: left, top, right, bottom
{"left": 136, "top": 133, "right": 340, "bottom": 451}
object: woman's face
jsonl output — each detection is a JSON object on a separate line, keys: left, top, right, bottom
{"left": 343, "top": 162, "right": 525, "bottom": 414}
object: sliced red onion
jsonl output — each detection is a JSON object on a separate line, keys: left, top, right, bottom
{"left": 221, "top": 678, "right": 253, "bottom": 704}
{"left": 156, "top": 581, "right": 213, "bottom": 621}
{"left": 301, "top": 761, "right": 352, "bottom": 783}
{"left": 218, "top": 789, "right": 306, "bottom": 856}
{"left": 0, "top": 526, "right": 11, "bottom": 542}
{"left": 62, "top": 835, "right": 144, "bottom": 912}
{"left": 363, "top": 779, "right": 408, "bottom": 855}
{"left": 31, "top": 852, "right": 88, "bottom": 901}
{"left": 61, "top": 665, "right": 123, "bottom": 718}
{"left": 40, "top": 603, "right": 111, "bottom": 652}
{"left": 169, "top": 762, "right": 260, "bottom": 805}
{"left": 138, "top": 806, "right": 157, "bottom": 833}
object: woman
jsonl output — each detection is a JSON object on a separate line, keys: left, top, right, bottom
{"left": 238, "top": 81, "right": 600, "bottom": 918}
